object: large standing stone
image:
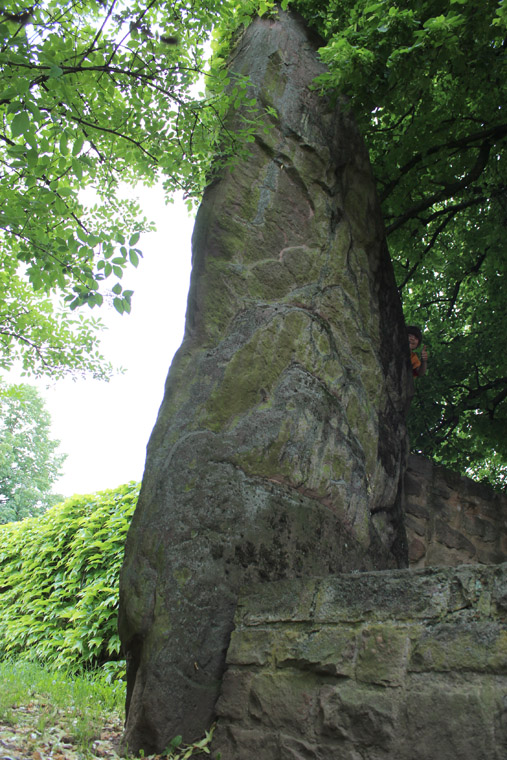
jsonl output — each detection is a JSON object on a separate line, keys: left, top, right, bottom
{"left": 118, "top": 8, "right": 411, "bottom": 754}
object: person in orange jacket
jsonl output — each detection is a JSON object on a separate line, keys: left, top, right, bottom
{"left": 407, "top": 326, "right": 428, "bottom": 377}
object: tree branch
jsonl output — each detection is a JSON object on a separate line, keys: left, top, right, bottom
{"left": 398, "top": 210, "right": 458, "bottom": 290}
{"left": 78, "top": 0, "right": 119, "bottom": 65}
{"left": 380, "top": 123, "right": 507, "bottom": 203}
{"left": 386, "top": 140, "right": 499, "bottom": 234}
{"left": 445, "top": 250, "right": 488, "bottom": 318}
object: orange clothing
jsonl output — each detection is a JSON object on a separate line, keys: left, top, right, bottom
{"left": 411, "top": 351, "right": 421, "bottom": 377}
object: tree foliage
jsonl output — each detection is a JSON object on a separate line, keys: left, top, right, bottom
{"left": 1, "top": 0, "right": 506, "bottom": 484}
{"left": 0, "top": 0, "right": 258, "bottom": 378}
{"left": 289, "top": 0, "right": 507, "bottom": 487}
{"left": 0, "top": 251, "right": 116, "bottom": 379}
{"left": 0, "top": 482, "right": 139, "bottom": 669}
{"left": 0, "top": 380, "right": 66, "bottom": 523}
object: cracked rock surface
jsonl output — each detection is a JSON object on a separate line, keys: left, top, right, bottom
{"left": 118, "top": 9, "right": 411, "bottom": 754}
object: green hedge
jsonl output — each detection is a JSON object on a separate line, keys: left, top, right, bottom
{"left": 0, "top": 482, "right": 139, "bottom": 671}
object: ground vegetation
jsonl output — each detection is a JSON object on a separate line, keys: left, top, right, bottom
{"left": 0, "top": 482, "right": 139, "bottom": 665}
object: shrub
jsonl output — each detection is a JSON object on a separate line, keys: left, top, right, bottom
{"left": 0, "top": 482, "right": 139, "bottom": 670}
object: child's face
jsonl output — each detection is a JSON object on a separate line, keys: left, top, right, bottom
{"left": 408, "top": 333, "right": 420, "bottom": 350}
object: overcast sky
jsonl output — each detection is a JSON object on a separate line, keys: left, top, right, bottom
{"left": 23, "top": 188, "right": 195, "bottom": 498}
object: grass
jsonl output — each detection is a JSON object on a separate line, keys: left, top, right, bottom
{"left": 0, "top": 660, "right": 217, "bottom": 758}
{"left": 0, "top": 660, "right": 125, "bottom": 756}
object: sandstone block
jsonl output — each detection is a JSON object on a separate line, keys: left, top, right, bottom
{"left": 355, "top": 624, "right": 409, "bottom": 685}
{"left": 226, "top": 628, "right": 274, "bottom": 666}
{"left": 435, "top": 519, "right": 476, "bottom": 555}
{"left": 402, "top": 679, "right": 504, "bottom": 760}
{"left": 215, "top": 670, "right": 253, "bottom": 721}
{"left": 408, "top": 537, "right": 426, "bottom": 564}
{"left": 313, "top": 569, "right": 450, "bottom": 623}
{"left": 274, "top": 626, "right": 357, "bottom": 677}
{"left": 248, "top": 672, "right": 318, "bottom": 733}
{"left": 318, "top": 683, "right": 397, "bottom": 750}
{"left": 409, "top": 622, "right": 507, "bottom": 673}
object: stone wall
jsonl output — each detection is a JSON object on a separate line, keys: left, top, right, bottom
{"left": 213, "top": 563, "right": 507, "bottom": 760}
{"left": 406, "top": 455, "right": 507, "bottom": 567}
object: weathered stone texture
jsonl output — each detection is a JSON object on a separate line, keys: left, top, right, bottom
{"left": 406, "top": 455, "right": 507, "bottom": 567}
{"left": 213, "top": 563, "right": 507, "bottom": 760}
{"left": 118, "top": 9, "right": 410, "bottom": 753}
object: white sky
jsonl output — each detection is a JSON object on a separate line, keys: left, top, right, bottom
{"left": 17, "top": 188, "right": 195, "bottom": 498}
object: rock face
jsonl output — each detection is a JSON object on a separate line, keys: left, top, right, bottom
{"left": 118, "top": 9, "right": 411, "bottom": 754}
{"left": 214, "top": 563, "right": 507, "bottom": 760}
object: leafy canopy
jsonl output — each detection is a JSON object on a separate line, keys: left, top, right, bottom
{"left": 0, "top": 0, "right": 259, "bottom": 378}
{"left": 0, "top": 251, "right": 116, "bottom": 379}
{"left": 1, "top": 0, "right": 506, "bottom": 484}
{"left": 289, "top": 0, "right": 507, "bottom": 487}
{"left": 0, "top": 380, "right": 66, "bottom": 523}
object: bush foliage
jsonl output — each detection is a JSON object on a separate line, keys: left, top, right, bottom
{"left": 0, "top": 482, "right": 139, "bottom": 671}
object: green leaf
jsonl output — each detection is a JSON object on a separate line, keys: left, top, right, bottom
{"left": 11, "top": 111, "right": 30, "bottom": 138}
{"left": 59, "top": 134, "right": 69, "bottom": 156}
{"left": 26, "top": 149, "right": 38, "bottom": 168}
{"left": 72, "top": 134, "right": 85, "bottom": 156}
{"left": 49, "top": 64, "right": 63, "bottom": 78}
{"left": 113, "top": 297, "right": 124, "bottom": 313}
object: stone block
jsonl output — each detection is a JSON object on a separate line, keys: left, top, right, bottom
{"left": 446, "top": 564, "right": 494, "bottom": 612}
{"left": 431, "top": 483, "right": 453, "bottom": 501}
{"left": 404, "top": 500, "right": 430, "bottom": 520}
{"left": 212, "top": 724, "right": 280, "bottom": 760}
{"left": 318, "top": 683, "right": 398, "bottom": 751}
{"left": 402, "top": 677, "right": 503, "bottom": 760}
{"left": 248, "top": 672, "right": 319, "bottom": 734}
{"left": 215, "top": 670, "right": 253, "bottom": 721}
{"left": 313, "top": 569, "right": 450, "bottom": 623}
{"left": 226, "top": 628, "right": 274, "bottom": 666}
{"left": 405, "top": 513, "right": 427, "bottom": 537}
{"left": 355, "top": 624, "right": 409, "bottom": 685}
{"left": 477, "top": 546, "right": 506, "bottom": 565}
{"left": 403, "top": 471, "right": 422, "bottom": 497}
{"left": 406, "top": 455, "right": 433, "bottom": 478}
{"left": 237, "top": 578, "right": 317, "bottom": 626}
{"left": 408, "top": 537, "right": 426, "bottom": 563}
{"left": 435, "top": 520, "right": 476, "bottom": 555}
{"left": 424, "top": 543, "right": 463, "bottom": 567}
{"left": 430, "top": 496, "right": 455, "bottom": 518}
{"left": 274, "top": 626, "right": 357, "bottom": 677}
{"left": 492, "top": 564, "right": 507, "bottom": 611}
{"left": 477, "top": 494, "right": 506, "bottom": 520}
{"left": 463, "top": 514, "right": 498, "bottom": 542}
{"left": 409, "top": 622, "right": 507, "bottom": 674}
{"left": 438, "top": 466, "right": 462, "bottom": 492}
